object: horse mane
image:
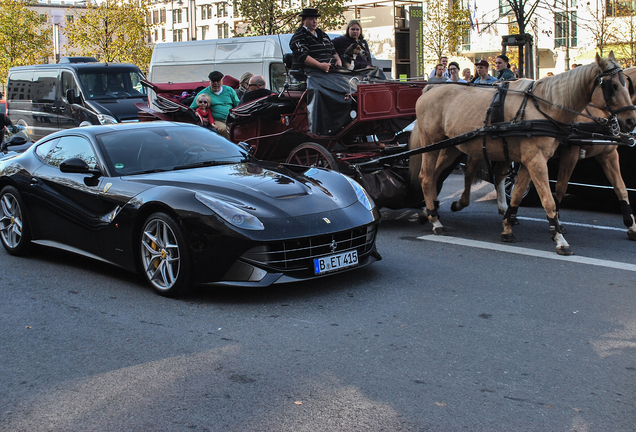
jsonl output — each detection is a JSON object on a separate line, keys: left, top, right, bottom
{"left": 530, "top": 58, "right": 616, "bottom": 109}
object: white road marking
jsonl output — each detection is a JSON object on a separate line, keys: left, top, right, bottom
{"left": 517, "top": 216, "right": 625, "bottom": 232}
{"left": 418, "top": 235, "right": 636, "bottom": 272}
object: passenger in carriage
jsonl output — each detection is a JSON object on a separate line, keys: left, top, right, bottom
{"left": 473, "top": 59, "right": 497, "bottom": 84}
{"left": 189, "top": 70, "right": 239, "bottom": 139}
{"left": 332, "top": 20, "right": 373, "bottom": 70}
{"left": 238, "top": 75, "right": 275, "bottom": 105}
{"left": 194, "top": 94, "right": 218, "bottom": 133}
{"left": 290, "top": 8, "right": 342, "bottom": 75}
{"left": 495, "top": 54, "right": 516, "bottom": 81}
{"left": 236, "top": 72, "right": 254, "bottom": 99}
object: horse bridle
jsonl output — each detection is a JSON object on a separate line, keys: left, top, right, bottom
{"left": 589, "top": 66, "right": 636, "bottom": 116}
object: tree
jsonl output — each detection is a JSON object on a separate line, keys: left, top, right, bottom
{"left": 421, "top": 0, "right": 471, "bottom": 61}
{"left": 238, "top": 0, "right": 346, "bottom": 36}
{"left": 612, "top": 4, "right": 636, "bottom": 66}
{"left": 63, "top": 0, "right": 153, "bottom": 73}
{"left": 578, "top": 1, "right": 613, "bottom": 57}
{"left": 0, "top": 0, "right": 52, "bottom": 86}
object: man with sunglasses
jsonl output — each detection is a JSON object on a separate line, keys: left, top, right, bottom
{"left": 190, "top": 70, "right": 239, "bottom": 138}
{"left": 238, "top": 75, "right": 275, "bottom": 105}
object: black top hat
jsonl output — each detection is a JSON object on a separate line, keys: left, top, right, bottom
{"left": 299, "top": 8, "right": 320, "bottom": 17}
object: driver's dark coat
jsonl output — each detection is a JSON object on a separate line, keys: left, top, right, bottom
{"left": 290, "top": 26, "right": 336, "bottom": 73}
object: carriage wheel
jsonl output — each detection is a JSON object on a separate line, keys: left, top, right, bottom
{"left": 286, "top": 142, "right": 339, "bottom": 171}
{"left": 504, "top": 162, "right": 539, "bottom": 207}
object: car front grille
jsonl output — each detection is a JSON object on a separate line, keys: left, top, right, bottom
{"left": 241, "top": 224, "right": 377, "bottom": 272}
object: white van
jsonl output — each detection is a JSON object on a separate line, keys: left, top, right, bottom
{"left": 148, "top": 34, "right": 392, "bottom": 95}
{"left": 149, "top": 34, "right": 292, "bottom": 93}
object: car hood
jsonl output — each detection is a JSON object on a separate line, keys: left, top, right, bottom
{"left": 87, "top": 97, "right": 146, "bottom": 121}
{"left": 125, "top": 163, "right": 359, "bottom": 218}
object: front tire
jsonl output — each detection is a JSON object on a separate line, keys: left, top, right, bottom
{"left": 140, "top": 212, "right": 192, "bottom": 297}
{"left": 0, "top": 186, "right": 32, "bottom": 256}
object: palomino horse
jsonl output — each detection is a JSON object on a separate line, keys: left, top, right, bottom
{"left": 409, "top": 53, "right": 636, "bottom": 255}
{"left": 508, "top": 67, "right": 636, "bottom": 240}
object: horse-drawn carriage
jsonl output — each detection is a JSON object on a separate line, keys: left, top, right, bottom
{"left": 137, "top": 67, "right": 428, "bottom": 208}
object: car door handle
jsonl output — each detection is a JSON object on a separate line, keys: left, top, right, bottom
{"left": 30, "top": 177, "right": 38, "bottom": 185}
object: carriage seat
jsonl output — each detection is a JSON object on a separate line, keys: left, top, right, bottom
{"left": 283, "top": 53, "right": 307, "bottom": 89}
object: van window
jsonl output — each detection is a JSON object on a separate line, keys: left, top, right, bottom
{"left": 33, "top": 70, "right": 58, "bottom": 104}
{"left": 77, "top": 70, "right": 147, "bottom": 100}
{"left": 269, "top": 62, "right": 286, "bottom": 93}
{"left": 61, "top": 71, "right": 79, "bottom": 97}
{"left": 152, "top": 64, "right": 211, "bottom": 83}
{"left": 7, "top": 71, "right": 33, "bottom": 101}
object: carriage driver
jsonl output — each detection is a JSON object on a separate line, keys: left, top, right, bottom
{"left": 290, "top": 8, "right": 342, "bottom": 75}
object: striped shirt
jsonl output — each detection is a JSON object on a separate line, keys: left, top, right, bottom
{"left": 290, "top": 26, "right": 336, "bottom": 72}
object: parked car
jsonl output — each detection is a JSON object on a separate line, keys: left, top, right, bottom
{"left": 0, "top": 122, "right": 381, "bottom": 296}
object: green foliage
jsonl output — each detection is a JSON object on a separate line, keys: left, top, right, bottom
{"left": 238, "top": 0, "right": 346, "bottom": 36}
{"left": 0, "top": 0, "right": 53, "bottom": 86}
{"left": 421, "top": 0, "right": 471, "bottom": 60}
{"left": 63, "top": 0, "right": 153, "bottom": 73}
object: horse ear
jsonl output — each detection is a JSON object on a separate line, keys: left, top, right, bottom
{"left": 608, "top": 51, "right": 617, "bottom": 62}
{"left": 595, "top": 52, "right": 603, "bottom": 66}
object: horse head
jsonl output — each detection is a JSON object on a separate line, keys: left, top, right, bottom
{"left": 590, "top": 52, "right": 636, "bottom": 133}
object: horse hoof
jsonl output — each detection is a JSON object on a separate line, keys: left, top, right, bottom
{"left": 418, "top": 214, "right": 428, "bottom": 225}
{"left": 433, "top": 227, "right": 446, "bottom": 235}
{"left": 450, "top": 202, "right": 462, "bottom": 212}
{"left": 500, "top": 233, "right": 517, "bottom": 243}
{"left": 628, "top": 231, "right": 636, "bottom": 241}
{"left": 557, "top": 246, "right": 574, "bottom": 256}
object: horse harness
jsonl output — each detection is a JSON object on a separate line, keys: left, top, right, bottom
{"left": 355, "top": 66, "right": 635, "bottom": 170}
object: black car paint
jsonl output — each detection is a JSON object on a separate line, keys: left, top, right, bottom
{"left": 0, "top": 123, "right": 380, "bottom": 287}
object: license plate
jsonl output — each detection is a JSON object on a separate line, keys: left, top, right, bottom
{"left": 313, "top": 250, "right": 358, "bottom": 275}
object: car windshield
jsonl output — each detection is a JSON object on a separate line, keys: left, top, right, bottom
{"left": 78, "top": 69, "right": 147, "bottom": 100}
{"left": 96, "top": 126, "right": 248, "bottom": 176}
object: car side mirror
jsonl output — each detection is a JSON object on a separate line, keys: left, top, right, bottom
{"left": 65, "top": 88, "right": 77, "bottom": 104}
{"left": 60, "top": 157, "right": 102, "bottom": 177}
{"left": 1, "top": 136, "right": 28, "bottom": 152}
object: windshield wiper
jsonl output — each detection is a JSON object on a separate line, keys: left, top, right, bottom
{"left": 173, "top": 160, "right": 238, "bottom": 170}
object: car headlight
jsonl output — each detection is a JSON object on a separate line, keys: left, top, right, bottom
{"left": 97, "top": 114, "right": 118, "bottom": 125}
{"left": 195, "top": 193, "right": 264, "bottom": 230}
{"left": 344, "top": 175, "right": 375, "bottom": 211}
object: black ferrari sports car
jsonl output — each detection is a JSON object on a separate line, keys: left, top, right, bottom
{"left": 0, "top": 122, "right": 381, "bottom": 296}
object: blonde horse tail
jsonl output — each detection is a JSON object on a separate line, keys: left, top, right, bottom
{"left": 408, "top": 121, "right": 423, "bottom": 186}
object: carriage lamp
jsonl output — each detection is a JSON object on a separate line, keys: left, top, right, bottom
{"left": 350, "top": 110, "right": 357, "bottom": 119}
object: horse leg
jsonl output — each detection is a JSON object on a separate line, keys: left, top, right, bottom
{"left": 595, "top": 149, "right": 636, "bottom": 240}
{"left": 419, "top": 149, "right": 446, "bottom": 234}
{"left": 551, "top": 146, "right": 581, "bottom": 234}
{"left": 450, "top": 156, "right": 480, "bottom": 212}
{"left": 501, "top": 164, "right": 532, "bottom": 243}
{"left": 493, "top": 162, "right": 509, "bottom": 215}
{"left": 525, "top": 157, "right": 573, "bottom": 255}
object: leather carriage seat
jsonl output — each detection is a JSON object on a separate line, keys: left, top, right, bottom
{"left": 283, "top": 53, "right": 307, "bottom": 84}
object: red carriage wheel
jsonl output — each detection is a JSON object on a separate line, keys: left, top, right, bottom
{"left": 286, "top": 142, "right": 339, "bottom": 171}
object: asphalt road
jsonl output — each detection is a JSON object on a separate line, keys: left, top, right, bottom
{"left": 1, "top": 172, "right": 635, "bottom": 431}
